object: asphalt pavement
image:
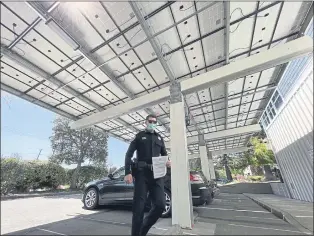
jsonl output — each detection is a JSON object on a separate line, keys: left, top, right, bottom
{"left": 194, "top": 193, "right": 308, "bottom": 235}
{"left": 1, "top": 192, "right": 309, "bottom": 235}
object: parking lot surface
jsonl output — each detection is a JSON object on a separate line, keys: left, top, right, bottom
{"left": 1, "top": 193, "right": 307, "bottom": 235}
{"left": 194, "top": 193, "right": 308, "bottom": 235}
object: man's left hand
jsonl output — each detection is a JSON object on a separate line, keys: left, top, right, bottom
{"left": 166, "top": 160, "right": 171, "bottom": 168}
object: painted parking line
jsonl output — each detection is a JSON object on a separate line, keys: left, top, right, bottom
{"left": 37, "top": 228, "right": 67, "bottom": 236}
{"left": 77, "top": 216, "right": 129, "bottom": 226}
{"left": 227, "top": 223, "right": 311, "bottom": 234}
{"left": 234, "top": 215, "right": 282, "bottom": 220}
{"left": 152, "top": 226, "right": 168, "bottom": 231}
{"left": 182, "top": 232, "right": 197, "bottom": 235}
{"left": 196, "top": 207, "right": 271, "bottom": 213}
{"left": 78, "top": 216, "right": 170, "bottom": 233}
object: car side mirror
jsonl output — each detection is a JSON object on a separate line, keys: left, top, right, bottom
{"left": 108, "top": 173, "right": 114, "bottom": 179}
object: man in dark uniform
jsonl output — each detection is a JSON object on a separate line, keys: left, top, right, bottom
{"left": 124, "top": 114, "right": 171, "bottom": 236}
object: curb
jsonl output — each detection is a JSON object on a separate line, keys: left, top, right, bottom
{"left": 1, "top": 191, "right": 82, "bottom": 201}
{"left": 244, "top": 194, "right": 313, "bottom": 235}
{"left": 162, "top": 225, "right": 183, "bottom": 235}
{"left": 161, "top": 211, "right": 199, "bottom": 235}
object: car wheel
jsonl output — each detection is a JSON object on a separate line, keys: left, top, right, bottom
{"left": 83, "top": 187, "right": 98, "bottom": 210}
{"left": 161, "top": 190, "right": 171, "bottom": 218}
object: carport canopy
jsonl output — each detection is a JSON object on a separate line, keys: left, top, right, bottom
{"left": 1, "top": 0, "right": 313, "bottom": 230}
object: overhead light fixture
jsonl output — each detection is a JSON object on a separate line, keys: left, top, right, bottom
{"left": 45, "top": 18, "right": 80, "bottom": 51}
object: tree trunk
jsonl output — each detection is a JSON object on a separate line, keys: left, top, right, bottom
{"left": 263, "top": 165, "right": 275, "bottom": 181}
{"left": 70, "top": 162, "right": 82, "bottom": 189}
{"left": 222, "top": 155, "right": 233, "bottom": 181}
{"left": 225, "top": 164, "right": 233, "bottom": 181}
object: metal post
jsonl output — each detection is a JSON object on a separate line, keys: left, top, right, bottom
{"left": 223, "top": 1, "right": 231, "bottom": 133}
{"left": 207, "top": 151, "right": 216, "bottom": 180}
{"left": 169, "top": 81, "right": 193, "bottom": 229}
{"left": 199, "top": 134, "right": 210, "bottom": 181}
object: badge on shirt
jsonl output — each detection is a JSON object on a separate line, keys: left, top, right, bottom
{"left": 158, "top": 136, "right": 161, "bottom": 140}
{"left": 142, "top": 137, "right": 147, "bottom": 140}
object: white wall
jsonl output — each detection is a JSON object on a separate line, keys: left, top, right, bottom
{"left": 265, "top": 56, "right": 313, "bottom": 202}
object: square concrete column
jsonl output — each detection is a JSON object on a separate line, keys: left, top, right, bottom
{"left": 169, "top": 81, "right": 193, "bottom": 229}
{"left": 199, "top": 134, "right": 211, "bottom": 182}
{"left": 208, "top": 151, "right": 216, "bottom": 180}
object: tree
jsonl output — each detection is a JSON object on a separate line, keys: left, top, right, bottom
{"left": 11, "top": 153, "right": 22, "bottom": 159}
{"left": 189, "top": 158, "right": 201, "bottom": 171}
{"left": 215, "top": 152, "right": 249, "bottom": 179}
{"left": 245, "top": 137, "right": 276, "bottom": 180}
{"left": 49, "top": 117, "right": 108, "bottom": 189}
{"left": 222, "top": 154, "right": 233, "bottom": 181}
{"left": 66, "top": 166, "right": 108, "bottom": 189}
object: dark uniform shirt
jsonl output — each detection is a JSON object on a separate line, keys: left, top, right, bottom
{"left": 125, "top": 130, "right": 168, "bottom": 175}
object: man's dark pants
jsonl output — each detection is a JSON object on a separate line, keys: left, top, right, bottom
{"left": 131, "top": 169, "right": 166, "bottom": 236}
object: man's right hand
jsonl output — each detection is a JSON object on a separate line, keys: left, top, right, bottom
{"left": 124, "top": 174, "right": 133, "bottom": 184}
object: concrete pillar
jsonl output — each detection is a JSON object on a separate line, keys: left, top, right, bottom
{"left": 208, "top": 151, "right": 216, "bottom": 180}
{"left": 199, "top": 134, "right": 211, "bottom": 181}
{"left": 169, "top": 81, "right": 193, "bottom": 229}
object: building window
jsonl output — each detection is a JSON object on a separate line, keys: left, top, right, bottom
{"left": 274, "top": 94, "right": 284, "bottom": 110}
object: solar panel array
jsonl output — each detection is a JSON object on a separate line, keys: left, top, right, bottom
{"left": 1, "top": 1, "right": 312, "bottom": 154}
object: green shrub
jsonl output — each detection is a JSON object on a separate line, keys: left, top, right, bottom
{"left": 16, "top": 161, "right": 66, "bottom": 191}
{"left": 39, "top": 162, "right": 66, "bottom": 189}
{"left": 248, "top": 175, "right": 263, "bottom": 182}
{"left": 66, "top": 166, "right": 108, "bottom": 189}
{"left": 1, "top": 158, "right": 66, "bottom": 194}
{"left": 216, "top": 169, "right": 227, "bottom": 179}
{"left": 1, "top": 157, "right": 25, "bottom": 194}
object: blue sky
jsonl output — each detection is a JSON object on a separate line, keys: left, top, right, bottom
{"left": 1, "top": 91, "right": 129, "bottom": 168}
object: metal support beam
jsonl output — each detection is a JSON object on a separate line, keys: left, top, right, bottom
{"left": 0, "top": 2, "right": 58, "bottom": 58}
{"left": 129, "top": 1, "right": 175, "bottom": 84}
{"left": 169, "top": 82, "right": 193, "bottom": 228}
{"left": 70, "top": 36, "right": 313, "bottom": 129}
{"left": 188, "top": 146, "right": 250, "bottom": 159}
{"left": 199, "top": 134, "right": 211, "bottom": 181}
{"left": 223, "top": 1, "right": 230, "bottom": 132}
{"left": 165, "top": 124, "right": 262, "bottom": 148}
{"left": 129, "top": 1, "right": 201, "bottom": 135}
{"left": 8, "top": 17, "right": 41, "bottom": 49}
{"left": 208, "top": 152, "right": 216, "bottom": 180}
{"left": 212, "top": 147, "right": 249, "bottom": 156}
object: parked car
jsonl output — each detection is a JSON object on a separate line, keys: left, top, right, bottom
{"left": 82, "top": 165, "right": 217, "bottom": 218}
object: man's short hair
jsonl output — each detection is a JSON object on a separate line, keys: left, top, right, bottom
{"left": 146, "top": 114, "right": 157, "bottom": 121}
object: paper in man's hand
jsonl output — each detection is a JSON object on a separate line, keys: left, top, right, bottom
{"left": 152, "top": 156, "right": 168, "bottom": 179}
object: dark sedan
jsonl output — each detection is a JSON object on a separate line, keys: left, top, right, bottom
{"left": 82, "top": 166, "right": 218, "bottom": 217}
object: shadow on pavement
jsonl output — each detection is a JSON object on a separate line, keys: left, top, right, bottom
{"left": 4, "top": 206, "right": 134, "bottom": 235}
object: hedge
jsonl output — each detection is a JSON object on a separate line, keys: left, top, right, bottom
{"left": 1, "top": 158, "right": 66, "bottom": 195}
{"left": 65, "top": 166, "right": 108, "bottom": 189}
{"left": 1, "top": 158, "right": 112, "bottom": 194}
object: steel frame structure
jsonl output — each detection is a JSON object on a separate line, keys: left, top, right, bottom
{"left": 1, "top": 1, "right": 313, "bottom": 149}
